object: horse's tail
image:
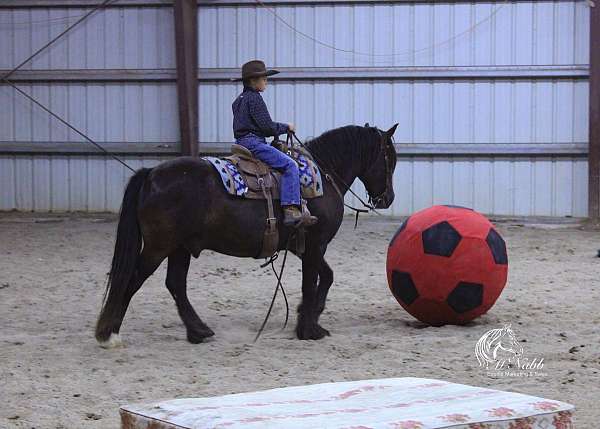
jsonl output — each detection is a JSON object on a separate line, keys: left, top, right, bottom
{"left": 95, "top": 168, "right": 151, "bottom": 343}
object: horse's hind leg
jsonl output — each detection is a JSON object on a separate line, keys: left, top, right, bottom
{"left": 98, "top": 247, "right": 165, "bottom": 348}
{"left": 166, "top": 247, "right": 215, "bottom": 344}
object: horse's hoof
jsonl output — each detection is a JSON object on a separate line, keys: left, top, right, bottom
{"left": 98, "top": 333, "right": 124, "bottom": 349}
{"left": 296, "top": 322, "right": 330, "bottom": 340}
{"left": 187, "top": 327, "right": 215, "bottom": 344}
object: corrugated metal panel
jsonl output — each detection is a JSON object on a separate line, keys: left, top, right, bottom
{"left": 0, "top": 1, "right": 592, "bottom": 217}
{"left": 346, "top": 156, "right": 588, "bottom": 217}
{"left": 0, "top": 7, "right": 175, "bottom": 69}
{"left": 199, "top": 79, "right": 588, "bottom": 147}
{"left": 0, "top": 83, "right": 179, "bottom": 143}
{"left": 0, "top": 155, "right": 168, "bottom": 211}
{"left": 198, "top": 1, "right": 589, "bottom": 68}
{"left": 0, "top": 154, "right": 588, "bottom": 217}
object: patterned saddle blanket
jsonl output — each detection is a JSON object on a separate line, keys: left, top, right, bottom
{"left": 204, "top": 146, "right": 323, "bottom": 200}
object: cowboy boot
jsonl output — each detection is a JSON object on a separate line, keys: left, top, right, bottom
{"left": 283, "top": 204, "right": 318, "bottom": 227}
{"left": 300, "top": 199, "right": 318, "bottom": 226}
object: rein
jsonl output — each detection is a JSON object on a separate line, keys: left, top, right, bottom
{"left": 289, "top": 131, "right": 387, "bottom": 228}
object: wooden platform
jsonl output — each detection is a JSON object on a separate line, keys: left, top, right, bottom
{"left": 120, "top": 377, "right": 574, "bottom": 429}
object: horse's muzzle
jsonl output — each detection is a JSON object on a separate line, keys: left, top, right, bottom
{"left": 374, "top": 191, "right": 394, "bottom": 209}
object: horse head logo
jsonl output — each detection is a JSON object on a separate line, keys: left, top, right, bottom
{"left": 475, "top": 324, "right": 524, "bottom": 369}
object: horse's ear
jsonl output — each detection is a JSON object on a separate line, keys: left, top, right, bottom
{"left": 364, "top": 122, "right": 370, "bottom": 127}
{"left": 386, "top": 123, "right": 399, "bottom": 136}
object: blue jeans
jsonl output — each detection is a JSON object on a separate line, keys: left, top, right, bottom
{"left": 236, "top": 134, "right": 301, "bottom": 206}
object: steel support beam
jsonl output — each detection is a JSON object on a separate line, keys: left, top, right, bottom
{"left": 0, "top": 141, "right": 587, "bottom": 156}
{"left": 0, "top": 0, "right": 575, "bottom": 7}
{"left": 173, "top": 0, "right": 198, "bottom": 156}
{"left": 590, "top": 4, "right": 600, "bottom": 219}
{"left": 1, "top": 66, "right": 589, "bottom": 83}
{"left": 0, "top": 0, "right": 172, "bottom": 7}
{"left": 196, "top": 66, "right": 590, "bottom": 81}
{"left": 185, "top": 142, "right": 590, "bottom": 156}
{"left": 0, "top": 141, "right": 179, "bottom": 154}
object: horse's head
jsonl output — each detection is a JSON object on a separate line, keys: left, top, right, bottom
{"left": 501, "top": 324, "right": 524, "bottom": 358}
{"left": 358, "top": 123, "right": 398, "bottom": 209}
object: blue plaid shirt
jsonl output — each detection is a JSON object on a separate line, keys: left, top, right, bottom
{"left": 232, "top": 86, "right": 289, "bottom": 139}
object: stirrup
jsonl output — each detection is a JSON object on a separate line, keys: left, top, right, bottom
{"left": 285, "top": 216, "right": 317, "bottom": 228}
{"left": 300, "top": 200, "right": 318, "bottom": 227}
{"left": 284, "top": 203, "right": 318, "bottom": 228}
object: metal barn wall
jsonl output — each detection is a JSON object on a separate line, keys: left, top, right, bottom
{"left": 0, "top": 6, "right": 180, "bottom": 149}
{"left": 0, "top": 153, "right": 588, "bottom": 217}
{"left": 0, "top": 155, "right": 165, "bottom": 212}
{"left": 0, "top": 0, "right": 591, "bottom": 217}
{"left": 348, "top": 156, "right": 588, "bottom": 217}
{"left": 196, "top": 0, "right": 590, "bottom": 217}
{"left": 200, "top": 80, "right": 589, "bottom": 153}
{"left": 0, "top": 7, "right": 176, "bottom": 70}
{"left": 198, "top": 2, "right": 589, "bottom": 67}
{"left": 0, "top": 4, "right": 179, "bottom": 211}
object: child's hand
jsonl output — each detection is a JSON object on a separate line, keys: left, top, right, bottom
{"left": 287, "top": 123, "right": 296, "bottom": 132}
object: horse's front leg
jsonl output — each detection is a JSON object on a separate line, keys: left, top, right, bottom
{"left": 315, "top": 245, "right": 333, "bottom": 315}
{"left": 296, "top": 242, "right": 330, "bottom": 340}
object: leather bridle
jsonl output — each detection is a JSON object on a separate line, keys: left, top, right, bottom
{"left": 362, "top": 127, "right": 393, "bottom": 208}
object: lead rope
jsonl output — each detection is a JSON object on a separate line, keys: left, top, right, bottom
{"left": 259, "top": 250, "right": 291, "bottom": 330}
{"left": 254, "top": 233, "right": 293, "bottom": 342}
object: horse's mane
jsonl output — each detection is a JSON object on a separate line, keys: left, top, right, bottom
{"left": 304, "top": 125, "right": 381, "bottom": 171}
{"left": 475, "top": 327, "right": 503, "bottom": 365}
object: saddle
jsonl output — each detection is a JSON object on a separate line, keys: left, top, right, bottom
{"left": 220, "top": 137, "right": 322, "bottom": 259}
{"left": 224, "top": 140, "right": 321, "bottom": 198}
{"left": 227, "top": 143, "right": 279, "bottom": 199}
{"left": 198, "top": 136, "right": 321, "bottom": 259}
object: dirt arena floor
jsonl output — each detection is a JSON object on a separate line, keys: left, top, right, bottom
{"left": 1, "top": 212, "right": 599, "bottom": 428}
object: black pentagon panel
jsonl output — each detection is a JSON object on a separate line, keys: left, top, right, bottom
{"left": 486, "top": 228, "right": 508, "bottom": 265}
{"left": 443, "top": 204, "right": 474, "bottom": 211}
{"left": 389, "top": 216, "right": 411, "bottom": 247}
{"left": 422, "top": 221, "right": 462, "bottom": 257}
{"left": 447, "top": 282, "right": 483, "bottom": 314}
{"left": 391, "top": 270, "right": 419, "bottom": 306}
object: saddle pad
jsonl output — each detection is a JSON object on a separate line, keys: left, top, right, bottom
{"left": 205, "top": 157, "right": 248, "bottom": 196}
{"left": 120, "top": 377, "right": 574, "bottom": 429}
{"left": 204, "top": 154, "right": 323, "bottom": 199}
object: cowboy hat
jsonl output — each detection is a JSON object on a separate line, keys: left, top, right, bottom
{"left": 231, "top": 60, "right": 279, "bottom": 82}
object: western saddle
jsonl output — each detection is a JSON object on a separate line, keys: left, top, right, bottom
{"left": 223, "top": 138, "right": 314, "bottom": 259}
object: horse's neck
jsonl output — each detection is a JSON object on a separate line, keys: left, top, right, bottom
{"left": 314, "top": 143, "right": 365, "bottom": 194}
{"left": 330, "top": 163, "right": 360, "bottom": 194}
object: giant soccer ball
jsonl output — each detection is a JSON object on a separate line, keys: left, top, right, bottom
{"left": 386, "top": 205, "right": 508, "bottom": 326}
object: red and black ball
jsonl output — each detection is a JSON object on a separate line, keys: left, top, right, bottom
{"left": 386, "top": 205, "right": 508, "bottom": 326}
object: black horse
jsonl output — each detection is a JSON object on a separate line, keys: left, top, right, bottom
{"left": 95, "top": 123, "right": 398, "bottom": 347}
